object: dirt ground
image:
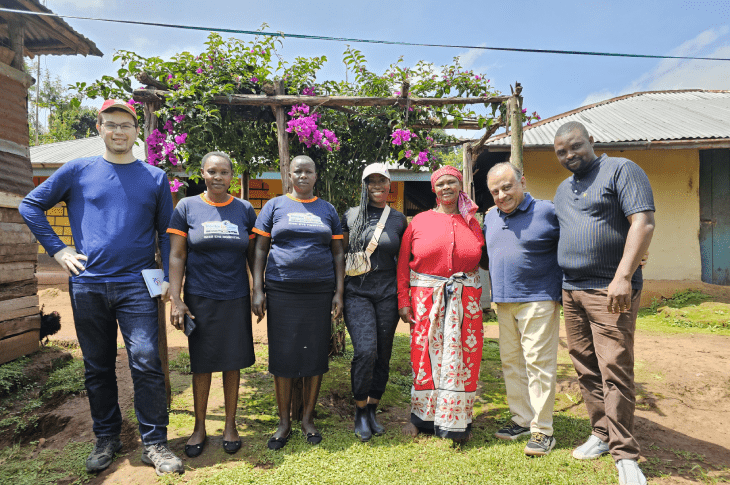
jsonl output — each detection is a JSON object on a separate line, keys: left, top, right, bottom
{"left": 4, "top": 285, "right": 729, "bottom": 483}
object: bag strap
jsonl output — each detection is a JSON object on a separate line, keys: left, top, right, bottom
{"left": 365, "top": 205, "right": 390, "bottom": 255}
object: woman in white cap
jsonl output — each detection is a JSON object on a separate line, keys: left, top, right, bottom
{"left": 341, "top": 163, "right": 407, "bottom": 441}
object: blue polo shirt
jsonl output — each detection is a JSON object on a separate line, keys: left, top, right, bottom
{"left": 554, "top": 154, "right": 655, "bottom": 291}
{"left": 484, "top": 193, "right": 562, "bottom": 303}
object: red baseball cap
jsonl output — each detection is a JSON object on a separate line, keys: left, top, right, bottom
{"left": 99, "top": 99, "right": 137, "bottom": 118}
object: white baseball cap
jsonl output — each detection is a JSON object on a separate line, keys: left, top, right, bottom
{"left": 362, "top": 163, "right": 390, "bottom": 181}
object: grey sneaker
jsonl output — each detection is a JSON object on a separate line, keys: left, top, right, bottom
{"left": 617, "top": 459, "right": 647, "bottom": 485}
{"left": 494, "top": 421, "right": 531, "bottom": 440}
{"left": 141, "top": 442, "right": 184, "bottom": 476}
{"left": 572, "top": 434, "right": 610, "bottom": 459}
{"left": 86, "top": 435, "right": 122, "bottom": 472}
{"left": 524, "top": 432, "right": 556, "bottom": 456}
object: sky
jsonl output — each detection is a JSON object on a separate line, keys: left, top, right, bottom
{"left": 25, "top": 0, "right": 730, "bottom": 140}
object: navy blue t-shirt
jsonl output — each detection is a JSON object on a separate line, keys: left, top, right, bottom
{"left": 168, "top": 194, "right": 256, "bottom": 299}
{"left": 254, "top": 194, "right": 343, "bottom": 283}
{"left": 484, "top": 193, "right": 562, "bottom": 303}
{"left": 554, "top": 154, "right": 655, "bottom": 290}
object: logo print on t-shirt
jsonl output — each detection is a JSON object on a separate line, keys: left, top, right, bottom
{"left": 287, "top": 213, "right": 324, "bottom": 227}
{"left": 202, "top": 220, "right": 240, "bottom": 235}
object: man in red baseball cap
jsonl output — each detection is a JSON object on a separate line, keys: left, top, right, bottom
{"left": 19, "top": 100, "right": 183, "bottom": 476}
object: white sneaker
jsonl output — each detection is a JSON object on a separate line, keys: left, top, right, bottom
{"left": 616, "top": 459, "right": 647, "bottom": 485}
{"left": 572, "top": 435, "right": 610, "bottom": 459}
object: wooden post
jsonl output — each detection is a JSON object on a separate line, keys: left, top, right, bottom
{"left": 273, "top": 80, "right": 291, "bottom": 194}
{"left": 462, "top": 143, "right": 474, "bottom": 200}
{"left": 268, "top": 80, "right": 303, "bottom": 420}
{"left": 7, "top": 15, "right": 25, "bottom": 71}
{"left": 143, "top": 100, "right": 172, "bottom": 407}
{"left": 242, "top": 170, "right": 250, "bottom": 200}
{"left": 508, "top": 84, "right": 524, "bottom": 173}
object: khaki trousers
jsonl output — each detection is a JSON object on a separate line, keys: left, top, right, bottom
{"left": 496, "top": 300, "right": 560, "bottom": 436}
{"left": 562, "top": 288, "right": 641, "bottom": 462}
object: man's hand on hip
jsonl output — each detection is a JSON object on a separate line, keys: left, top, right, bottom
{"left": 607, "top": 276, "right": 631, "bottom": 314}
{"left": 53, "top": 247, "right": 88, "bottom": 276}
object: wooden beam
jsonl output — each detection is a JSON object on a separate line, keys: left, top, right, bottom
{"left": 0, "top": 191, "right": 25, "bottom": 209}
{"left": 133, "top": 89, "right": 509, "bottom": 108}
{"left": 7, "top": 14, "right": 25, "bottom": 71}
{"left": 508, "top": 84, "right": 524, "bottom": 173}
{"left": 0, "top": 329, "right": 39, "bottom": 365}
{"left": 0, "top": 295, "right": 39, "bottom": 323}
{"left": 273, "top": 80, "right": 291, "bottom": 195}
{"left": 462, "top": 144, "right": 474, "bottom": 200}
{"left": 15, "top": 0, "right": 91, "bottom": 55}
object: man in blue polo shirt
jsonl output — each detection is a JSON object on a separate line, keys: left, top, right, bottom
{"left": 19, "top": 100, "right": 183, "bottom": 476}
{"left": 553, "top": 121, "right": 654, "bottom": 485}
{"left": 484, "top": 162, "right": 562, "bottom": 457}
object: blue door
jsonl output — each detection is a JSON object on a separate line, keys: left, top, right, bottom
{"left": 699, "top": 149, "right": 730, "bottom": 285}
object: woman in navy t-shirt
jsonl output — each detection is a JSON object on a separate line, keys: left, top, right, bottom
{"left": 168, "top": 152, "right": 256, "bottom": 457}
{"left": 252, "top": 155, "right": 345, "bottom": 450}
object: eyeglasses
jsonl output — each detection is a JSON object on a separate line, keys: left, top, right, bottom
{"left": 102, "top": 122, "right": 137, "bottom": 131}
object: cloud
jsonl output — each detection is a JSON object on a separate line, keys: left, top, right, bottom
{"left": 49, "top": 0, "right": 112, "bottom": 10}
{"left": 580, "top": 26, "right": 730, "bottom": 107}
{"left": 456, "top": 43, "right": 487, "bottom": 68}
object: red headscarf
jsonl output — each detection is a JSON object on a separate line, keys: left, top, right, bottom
{"left": 430, "top": 166, "right": 479, "bottom": 230}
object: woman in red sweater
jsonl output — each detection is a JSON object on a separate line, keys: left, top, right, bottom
{"left": 397, "top": 166, "right": 485, "bottom": 443}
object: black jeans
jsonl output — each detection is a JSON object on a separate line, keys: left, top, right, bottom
{"left": 343, "top": 271, "right": 399, "bottom": 401}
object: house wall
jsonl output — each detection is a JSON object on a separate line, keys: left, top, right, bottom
{"left": 522, "top": 148, "right": 701, "bottom": 281}
{"left": 0, "top": 63, "right": 39, "bottom": 365}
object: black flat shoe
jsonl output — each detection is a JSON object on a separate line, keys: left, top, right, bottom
{"left": 222, "top": 439, "right": 241, "bottom": 454}
{"left": 304, "top": 431, "right": 322, "bottom": 445}
{"left": 367, "top": 403, "right": 385, "bottom": 436}
{"left": 267, "top": 431, "right": 291, "bottom": 451}
{"left": 184, "top": 437, "right": 206, "bottom": 458}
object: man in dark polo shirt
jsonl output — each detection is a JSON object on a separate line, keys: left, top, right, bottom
{"left": 553, "top": 121, "right": 655, "bottom": 485}
{"left": 484, "top": 162, "right": 562, "bottom": 457}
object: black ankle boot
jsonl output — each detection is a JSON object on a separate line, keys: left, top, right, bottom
{"left": 366, "top": 403, "right": 385, "bottom": 436}
{"left": 354, "top": 406, "right": 372, "bottom": 442}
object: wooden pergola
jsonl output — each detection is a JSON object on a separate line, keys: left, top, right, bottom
{"left": 133, "top": 77, "right": 525, "bottom": 411}
{"left": 133, "top": 79, "right": 525, "bottom": 199}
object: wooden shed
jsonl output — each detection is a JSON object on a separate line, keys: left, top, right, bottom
{"left": 0, "top": 0, "right": 101, "bottom": 364}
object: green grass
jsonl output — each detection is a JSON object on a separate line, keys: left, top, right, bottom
{"left": 169, "top": 351, "right": 192, "bottom": 374}
{"left": 637, "top": 289, "right": 730, "bottom": 335}
{"left": 0, "top": 441, "right": 95, "bottom": 485}
{"left": 0, "top": 357, "right": 30, "bottom": 396}
{"left": 41, "top": 358, "right": 85, "bottom": 397}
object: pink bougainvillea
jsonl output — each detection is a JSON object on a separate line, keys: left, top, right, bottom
{"left": 286, "top": 104, "right": 340, "bottom": 151}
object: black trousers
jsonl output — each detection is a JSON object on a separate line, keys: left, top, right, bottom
{"left": 343, "top": 270, "right": 399, "bottom": 401}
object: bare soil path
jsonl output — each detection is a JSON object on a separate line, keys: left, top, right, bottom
{"left": 6, "top": 288, "right": 727, "bottom": 483}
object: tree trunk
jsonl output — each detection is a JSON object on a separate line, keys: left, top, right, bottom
{"left": 272, "top": 80, "right": 291, "bottom": 195}
{"left": 508, "top": 86, "right": 524, "bottom": 173}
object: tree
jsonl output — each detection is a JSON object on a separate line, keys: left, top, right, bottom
{"left": 74, "top": 28, "right": 537, "bottom": 212}
{"left": 28, "top": 66, "right": 99, "bottom": 146}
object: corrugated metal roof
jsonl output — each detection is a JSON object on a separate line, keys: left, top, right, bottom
{"left": 0, "top": 0, "right": 103, "bottom": 58}
{"left": 488, "top": 90, "right": 730, "bottom": 147}
{"left": 31, "top": 136, "right": 146, "bottom": 165}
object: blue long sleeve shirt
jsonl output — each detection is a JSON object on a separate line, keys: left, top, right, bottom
{"left": 19, "top": 156, "right": 173, "bottom": 283}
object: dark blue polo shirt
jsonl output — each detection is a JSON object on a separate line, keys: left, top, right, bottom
{"left": 484, "top": 193, "right": 562, "bottom": 303}
{"left": 554, "top": 154, "right": 655, "bottom": 291}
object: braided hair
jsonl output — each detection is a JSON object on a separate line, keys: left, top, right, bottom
{"left": 345, "top": 181, "right": 370, "bottom": 255}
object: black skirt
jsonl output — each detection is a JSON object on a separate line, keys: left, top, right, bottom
{"left": 184, "top": 293, "right": 255, "bottom": 374}
{"left": 265, "top": 280, "right": 334, "bottom": 378}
